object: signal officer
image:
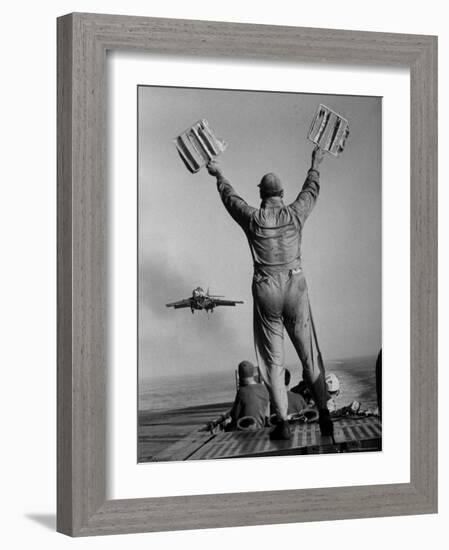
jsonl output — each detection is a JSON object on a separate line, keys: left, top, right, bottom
{"left": 207, "top": 147, "right": 332, "bottom": 440}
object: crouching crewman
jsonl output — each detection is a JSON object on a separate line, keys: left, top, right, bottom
{"left": 208, "top": 360, "right": 269, "bottom": 432}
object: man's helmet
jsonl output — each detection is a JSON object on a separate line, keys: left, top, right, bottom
{"left": 258, "top": 173, "right": 283, "bottom": 194}
{"left": 325, "top": 373, "right": 340, "bottom": 394}
{"left": 237, "top": 416, "right": 258, "bottom": 431}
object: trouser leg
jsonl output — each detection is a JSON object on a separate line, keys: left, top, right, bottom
{"left": 283, "top": 272, "right": 328, "bottom": 409}
{"left": 252, "top": 277, "right": 288, "bottom": 421}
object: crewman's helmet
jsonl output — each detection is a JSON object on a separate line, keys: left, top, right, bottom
{"left": 237, "top": 416, "right": 258, "bottom": 431}
{"left": 258, "top": 173, "right": 283, "bottom": 194}
{"left": 238, "top": 360, "right": 255, "bottom": 385}
{"left": 325, "top": 373, "right": 340, "bottom": 395}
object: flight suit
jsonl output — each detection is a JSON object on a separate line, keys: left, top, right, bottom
{"left": 216, "top": 169, "right": 328, "bottom": 420}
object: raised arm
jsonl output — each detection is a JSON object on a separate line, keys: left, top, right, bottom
{"left": 207, "top": 161, "right": 255, "bottom": 229}
{"left": 290, "top": 147, "right": 325, "bottom": 227}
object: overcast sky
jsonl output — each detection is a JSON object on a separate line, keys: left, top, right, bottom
{"left": 138, "top": 86, "right": 381, "bottom": 380}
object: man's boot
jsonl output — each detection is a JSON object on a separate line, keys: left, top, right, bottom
{"left": 310, "top": 376, "right": 333, "bottom": 436}
{"left": 318, "top": 408, "right": 334, "bottom": 437}
{"left": 270, "top": 419, "right": 291, "bottom": 440}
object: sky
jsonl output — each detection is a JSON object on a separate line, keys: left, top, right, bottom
{"left": 138, "top": 86, "right": 381, "bottom": 381}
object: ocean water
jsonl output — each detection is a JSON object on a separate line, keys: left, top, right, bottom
{"left": 139, "top": 355, "right": 379, "bottom": 413}
{"left": 139, "top": 370, "right": 236, "bottom": 412}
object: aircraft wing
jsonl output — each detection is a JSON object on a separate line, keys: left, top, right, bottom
{"left": 213, "top": 299, "right": 244, "bottom": 307}
{"left": 166, "top": 298, "right": 192, "bottom": 309}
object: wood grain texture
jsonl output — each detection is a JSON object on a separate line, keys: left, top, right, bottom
{"left": 56, "top": 12, "right": 438, "bottom": 536}
{"left": 410, "top": 37, "right": 438, "bottom": 508}
{"left": 57, "top": 13, "right": 74, "bottom": 536}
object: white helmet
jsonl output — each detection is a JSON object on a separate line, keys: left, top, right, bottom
{"left": 325, "top": 373, "right": 340, "bottom": 394}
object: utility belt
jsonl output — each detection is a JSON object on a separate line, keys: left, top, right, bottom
{"left": 253, "top": 258, "right": 302, "bottom": 278}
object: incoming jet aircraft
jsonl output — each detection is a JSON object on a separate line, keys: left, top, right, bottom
{"left": 166, "top": 287, "right": 243, "bottom": 314}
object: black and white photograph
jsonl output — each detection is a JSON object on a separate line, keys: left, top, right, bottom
{"left": 1, "top": 0, "right": 442, "bottom": 544}
{"left": 137, "top": 85, "right": 382, "bottom": 462}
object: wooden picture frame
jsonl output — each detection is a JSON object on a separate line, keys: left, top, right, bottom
{"left": 57, "top": 12, "right": 437, "bottom": 536}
